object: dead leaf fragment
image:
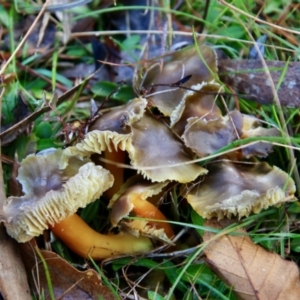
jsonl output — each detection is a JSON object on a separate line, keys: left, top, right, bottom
{"left": 203, "top": 219, "right": 300, "bottom": 300}
{"left": 20, "top": 240, "right": 115, "bottom": 300}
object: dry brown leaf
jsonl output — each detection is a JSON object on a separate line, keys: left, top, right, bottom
{"left": 20, "top": 240, "right": 115, "bottom": 300}
{"left": 203, "top": 219, "right": 300, "bottom": 300}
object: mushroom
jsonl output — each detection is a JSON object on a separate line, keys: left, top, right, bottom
{"left": 239, "top": 114, "right": 280, "bottom": 158}
{"left": 185, "top": 160, "right": 296, "bottom": 219}
{"left": 0, "top": 149, "right": 153, "bottom": 259}
{"left": 136, "top": 43, "right": 218, "bottom": 116}
{"left": 129, "top": 112, "right": 207, "bottom": 182}
{"left": 182, "top": 110, "right": 243, "bottom": 157}
{"left": 108, "top": 176, "right": 174, "bottom": 241}
{"left": 170, "top": 81, "right": 223, "bottom": 136}
{"left": 65, "top": 99, "right": 207, "bottom": 183}
{"left": 66, "top": 97, "right": 148, "bottom": 197}
{"left": 181, "top": 109, "right": 280, "bottom": 159}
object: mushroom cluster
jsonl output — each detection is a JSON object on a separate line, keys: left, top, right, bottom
{"left": 0, "top": 42, "right": 296, "bottom": 260}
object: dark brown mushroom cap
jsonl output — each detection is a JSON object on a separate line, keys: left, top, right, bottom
{"left": 1, "top": 149, "right": 114, "bottom": 242}
{"left": 182, "top": 110, "right": 243, "bottom": 157}
{"left": 186, "top": 160, "right": 296, "bottom": 219}
{"left": 137, "top": 44, "right": 218, "bottom": 116}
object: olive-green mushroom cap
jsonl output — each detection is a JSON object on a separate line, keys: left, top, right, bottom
{"left": 186, "top": 160, "right": 296, "bottom": 219}
{"left": 182, "top": 110, "right": 243, "bottom": 157}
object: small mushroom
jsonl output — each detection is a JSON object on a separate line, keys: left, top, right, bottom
{"left": 66, "top": 97, "right": 147, "bottom": 158}
{"left": 240, "top": 114, "right": 280, "bottom": 158}
{"left": 170, "top": 82, "right": 222, "bottom": 136}
{"left": 66, "top": 97, "right": 148, "bottom": 197}
{"left": 182, "top": 110, "right": 243, "bottom": 157}
{"left": 185, "top": 160, "right": 296, "bottom": 219}
{"left": 136, "top": 43, "right": 218, "bottom": 116}
{"left": 108, "top": 176, "right": 174, "bottom": 240}
{"left": 0, "top": 149, "right": 153, "bottom": 259}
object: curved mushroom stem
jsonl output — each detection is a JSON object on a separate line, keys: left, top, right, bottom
{"left": 104, "top": 148, "right": 126, "bottom": 199}
{"left": 131, "top": 196, "right": 175, "bottom": 239}
{"left": 50, "top": 214, "right": 153, "bottom": 259}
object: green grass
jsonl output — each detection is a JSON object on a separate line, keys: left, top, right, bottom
{"left": 1, "top": 0, "right": 300, "bottom": 299}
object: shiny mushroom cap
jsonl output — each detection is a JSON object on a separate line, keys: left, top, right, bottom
{"left": 129, "top": 113, "right": 207, "bottom": 182}
{"left": 1, "top": 149, "right": 114, "bottom": 242}
{"left": 182, "top": 110, "right": 243, "bottom": 157}
{"left": 137, "top": 43, "right": 218, "bottom": 116}
{"left": 170, "top": 82, "right": 222, "bottom": 136}
{"left": 186, "top": 160, "right": 296, "bottom": 219}
{"left": 240, "top": 114, "right": 280, "bottom": 158}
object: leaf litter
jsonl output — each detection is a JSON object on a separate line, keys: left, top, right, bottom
{"left": 203, "top": 219, "right": 300, "bottom": 300}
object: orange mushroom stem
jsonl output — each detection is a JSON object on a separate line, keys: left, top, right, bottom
{"left": 50, "top": 214, "right": 153, "bottom": 259}
{"left": 130, "top": 196, "right": 174, "bottom": 239}
{"left": 109, "top": 180, "right": 175, "bottom": 240}
{"left": 104, "top": 147, "right": 126, "bottom": 199}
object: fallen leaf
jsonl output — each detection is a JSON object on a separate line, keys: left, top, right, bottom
{"left": 203, "top": 219, "right": 300, "bottom": 300}
{"left": 20, "top": 240, "right": 115, "bottom": 300}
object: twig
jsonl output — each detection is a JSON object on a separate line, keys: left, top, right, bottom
{"left": 21, "top": 0, "right": 92, "bottom": 13}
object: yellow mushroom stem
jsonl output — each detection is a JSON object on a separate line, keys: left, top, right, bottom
{"left": 104, "top": 147, "right": 126, "bottom": 199}
{"left": 131, "top": 196, "right": 175, "bottom": 239}
{"left": 50, "top": 214, "right": 153, "bottom": 259}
